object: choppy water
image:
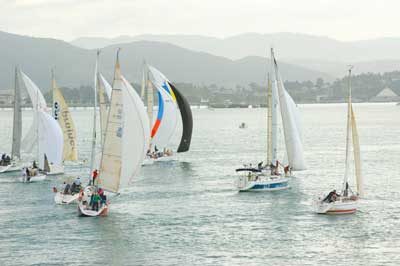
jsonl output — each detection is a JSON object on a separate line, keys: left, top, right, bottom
{"left": 0, "top": 103, "right": 399, "bottom": 266}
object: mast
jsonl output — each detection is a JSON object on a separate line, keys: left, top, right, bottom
{"left": 266, "top": 73, "right": 272, "bottom": 166}
{"left": 89, "top": 50, "right": 99, "bottom": 176}
{"left": 270, "top": 48, "right": 278, "bottom": 165}
{"left": 343, "top": 66, "right": 353, "bottom": 191}
{"left": 11, "top": 68, "right": 22, "bottom": 159}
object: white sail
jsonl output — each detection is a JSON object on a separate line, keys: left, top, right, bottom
{"left": 98, "top": 54, "right": 148, "bottom": 193}
{"left": 121, "top": 76, "right": 150, "bottom": 186}
{"left": 273, "top": 55, "right": 306, "bottom": 171}
{"left": 122, "top": 77, "right": 151, "bottom": 162}
{"left": 37, "top": 111, "right": 63, "bottom": 169}
{"left": 351, "top": 106, "right": 362, "bottom": 196}
{"left": 270, "top": 51, "right": 279, "bottom": 165}
{"left": 147, "top": 65, "right": 179, "bottom": 149}
{"left": 97, "top": 73, "right": 110, "bottom": 145}
{"left": 90, "top": 52, "right": 100, "bottom": 174}
{"left": 99, "top": 73, "right": 112, "bottom": 100}
{"left": 19, "top": 70, "right": 48, "bottom": 153}
{"left": 98, "top": 57, "right": 123, "bottom": 193}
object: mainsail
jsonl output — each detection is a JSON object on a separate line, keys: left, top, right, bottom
{"left": 97, "top": 73, "right": 111, "bottom": 145}
{"left": 11, "top": 68, "right": 22, "bottom": 159}
{"left": 98, "top": 54, "right": 123, "bottom": 193}
{"left": 52, "top": 73, "right": 78, "bottom": 161}
{"left": 98, "top": 51, "right": 149, "bottom": 193}
{"left": 272, "top": 50, "right": 306, "bottom": 171}
{"left": 168, "top": 82, "right": 193, "bottom": 152}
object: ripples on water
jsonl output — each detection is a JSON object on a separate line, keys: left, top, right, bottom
{"left": 0, "top": 103, "right": 399, "bottom": 266}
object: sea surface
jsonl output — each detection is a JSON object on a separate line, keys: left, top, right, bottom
{"left": 0, "top": 103, "right": 399, "bottom": 266}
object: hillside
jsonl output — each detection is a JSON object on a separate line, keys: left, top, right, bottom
{"left": 72, "top": 33, "right": 400, "bottom": 76}
{"left": 0, "top": 31, "right": 332, "bottom": 90}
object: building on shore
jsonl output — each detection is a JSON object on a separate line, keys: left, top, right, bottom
{"left": 370, "top": 87, "right": 400, "bottom": 102}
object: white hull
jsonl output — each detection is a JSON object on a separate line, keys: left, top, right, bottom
{"left": 236, "top": 174, "right": 289, "bottom": 191}
{"left": 0, "top": 161, "right": 24, "bottom": 173}
{"left": 78, "top": 202, "right": 108, "bottom": 217}
{"left": 19, "top": 173, "right": 46, "bottom": 183}
{"left": 54, "top": 192, "right": 79, "bottom": 205}
{"left": 77, "top": 186, "right": 108, "bottom": 217}
{"left": 314, "top": 197, "right": 358, "bottom": 214}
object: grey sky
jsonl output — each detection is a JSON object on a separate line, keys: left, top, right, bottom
{"left": 1, "top": 0, "right": 398, "bottom": 41}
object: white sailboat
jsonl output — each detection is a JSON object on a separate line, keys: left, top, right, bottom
{"left": 19, "top": 70, "right": 63, "bottom": 182}
{"left": 77, "top": 50, "right": 149, "bottom": 216}
{"left": 236, "top": 48, "right": 306, "bottom": 191}
{"left": 314, "top": 67, "right": 362, "bottom": 214}
{"left": 0, "top": 68, "right": 24, "bottom": 173}
{"left": 142, "top": 64, "right": 193, "bottom": 163}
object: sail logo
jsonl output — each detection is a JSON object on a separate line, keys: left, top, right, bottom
{"left": 62, "top": 110, "right": 75, "bottom": 149}
{"left": 54, "top": 101, "right": 60, "bottom": 120}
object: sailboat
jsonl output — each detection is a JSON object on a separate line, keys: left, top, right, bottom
{"left": 77, "top": 50, "right": 149, "bottom": 216}
{"left": 54, "top": 52, "right": 107, "bottom": 204}
{"left": 18, "top": 70, "right": 63, "bottom": 182}
{"left": 142, "top": 64, "right": 193, "bottom": 163}
{"left": 314, "top": 67, "right": 362, "bottom": 214}
{"left": 0, "top": 68, "right": 24, "bottom": 173}
{"left": 236, "top": 48, "right": 306, "bottom": 191}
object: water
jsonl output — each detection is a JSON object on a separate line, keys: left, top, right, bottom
{"left": 0, "top": 103, "right": 399, "bottom": 266}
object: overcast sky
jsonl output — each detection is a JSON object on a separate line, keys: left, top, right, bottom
{"left": 0, "top": 0, "right": 398, "bottom": 41}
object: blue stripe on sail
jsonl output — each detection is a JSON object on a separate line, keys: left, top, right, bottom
{"left": 251, "top": 181, "right": 288, "bottom": 190}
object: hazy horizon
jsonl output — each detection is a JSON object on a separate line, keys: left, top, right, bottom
{"left": 1, "top": 0, "right": 399, "bottom": 42}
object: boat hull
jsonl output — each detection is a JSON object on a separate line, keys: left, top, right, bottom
{"left": 237, "top": 175, "right": 289, "bottom": 191}
{"left": 78, "top": 202, "right": 108, "bottom": 217}
{"left": 19, "top": 173, "right": 47, "bottom": 183}
{"left": 314, "top": 199, "right": 358, "bottom": 214}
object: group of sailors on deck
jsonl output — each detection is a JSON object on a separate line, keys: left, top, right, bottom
{"left": 21, "top": 161, "right": 40, "bottom": 182}
{"left": 322, "top": 183, "right": 358, "bottom": 203}
{"left": 0, "top": 153, "right": 11, "bottom": 166}
{"left": 59, "top": 177, "right": 82, "bottom": 195}
{"left": 146, "top": 145, "right": 173, "bottom": 159}
{"left": 243, "top": 161, "right": 292, "bottom": 181}
{"left": 79, "top": 187, "right": 107, "bottom": 212}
